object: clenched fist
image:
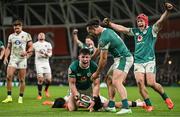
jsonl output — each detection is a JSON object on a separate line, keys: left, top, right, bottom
{"left": 103, "top": 18, "right": 111, "bottom": 26}
{"left": 164, "top": 2, "right": 174, "bottom": 11}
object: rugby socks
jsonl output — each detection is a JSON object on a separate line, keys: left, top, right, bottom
{"left": 108, "top": 100, "right": 115, "bottom": 108}
{"left": 161, "top": 92, "right": 168, "bottom": 100}
{"left": 144, "top": 98, "right": 152, "bottom": 106}
{"left": 45, "top": 83, "right": 50, "bottom": 92}
{"left": 37, "top": 84, "right": 42, "bottom": 96}
{"left": 19, "top": 93, "right": 23, "bottom": 97}
{"left": 131, "top": 101, "right": 137, "bottom": 107}
{"left": 7, "top": 91, "right": 11, "bottom": 96}
{"left": 122, "top": 99, "right": 129, "bottom": 109}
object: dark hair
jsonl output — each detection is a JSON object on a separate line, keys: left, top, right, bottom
{"left": 85, "top": 33, "right": 95, "bottom": 40}
{"left": 86, "top": 18, "right": 100, "bottom": 27}
{"left": 79, "top": 48, "right": 91, "bottom": 55}
{"left": 52, "top": 97, "right": 66, "bottom": 108}
{"left": 13, "top": 20, "right": 23, "bottom": 26}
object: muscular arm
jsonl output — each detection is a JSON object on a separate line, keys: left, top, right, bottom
{"left": 91, "top": 47, "right": 100, "bottom": 60}
{"left": 96, "top": 50, "right": 108, "bottom": 75}
{"left": 153, "top": 3, "right": 173, "bottom": 33}
{"left": 72, "top": 29, "right": 83, "bottom": 48}
{"left": 0, "top": 46, "right": 5, "bottom": 59}
{"left": 92, "top": 78, "right": 100, "bottom": 97}
{"left": 68, "top": 78, "right": 79, "bottom": 97}
{"left": 4, "top": 43, "right": 11, "bottom": 60}
{"left": 26, "top": 41, "right": 33, "bottom": 58}
{"left": 109, "top": 22, "right": 130, "bottom": 34}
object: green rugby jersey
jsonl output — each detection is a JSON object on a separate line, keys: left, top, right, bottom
{"left": 0, "top": 41, "right": 4, "bottom": 48}
{"left": 68, "top": 60, "right": 97, "bottom": 90}
{"left": 130, "top": 26, "right": 157, "bottom": 63}
{"left": 98, "top": 28, "right": 132, "bottom": 58}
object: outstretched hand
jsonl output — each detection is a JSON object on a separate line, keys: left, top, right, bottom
{"left": 88, "top": 100, "right": 95, "bottom": 112}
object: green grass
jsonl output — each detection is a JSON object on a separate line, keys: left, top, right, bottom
{"left": 0, "top": 86, "right": 180, "bottom": 117}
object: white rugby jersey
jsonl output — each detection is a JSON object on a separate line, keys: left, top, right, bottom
{"left": 33, "top": 41, "right": 52, "bottom": 63}
{"left": 8, "top": 31, "right": 32, "bottom": 59}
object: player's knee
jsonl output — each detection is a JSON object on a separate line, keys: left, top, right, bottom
{"left": 19, "top": 79, "right": 25, "bottom": 84}
{"left": 136, "top": 79, "right": 144, "bottom": 86}
{"left": 38, "top": 80, "right": 43, "bottom": 84}
{"left": 147, "top": 82, "right": 155, "bottom": 87}
{"left": 6, "top": 75, "right": 13, "bottom": 81}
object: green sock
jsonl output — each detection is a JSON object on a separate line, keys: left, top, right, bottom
{"left": 161, "top": 93, "right": 168, "bottom": 100}
{"left": 144, "top": 98, "right": 152, "bottom": 106}
{"left": 122, "top": 99, "right": 129, "bottom": 109}
{"left": 108, "top": 100, "right": 115, "bottom": 108}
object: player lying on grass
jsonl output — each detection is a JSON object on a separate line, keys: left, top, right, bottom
{"left": 42, "top": 94, "right": 145, "bottom": 111}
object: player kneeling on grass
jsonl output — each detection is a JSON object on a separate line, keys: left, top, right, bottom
{"left": 67, "top": 48, "right": 100, "bottom": 112}
{"left": 33, "top": 32, "right": 52, "bottom": 100}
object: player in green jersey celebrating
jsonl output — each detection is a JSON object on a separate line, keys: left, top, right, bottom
{"left": 86, "top": 18, "right": 134, "bottom": 115}
{"left": 103, "top": 2, "right": 174, "bottom": 112}
{"left": 67, "top": 48, "right": 101, "bottom": 112}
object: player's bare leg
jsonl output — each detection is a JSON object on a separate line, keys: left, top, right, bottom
{"left": 44, "top": 74, "right": 51, "bottom": 98}
{"left": 37, "top": 76, "right": 44, "bottom": 100}
{"left": 105, "top": 75, "right": 116, "bottom": 112}
{"left": 135, "top": 72, "right": 153, "bottom": 111}
{"left": 2, "top": 66, "right": 16, "bottom": 103}
{"left": 112, "top": 69, "right": 132, "bottom": 114}
{"left": 146, "top": 73, "right": 174, "bottom": 109}
{"left": 18, "top": 69, "right": 26, "bottom": 103}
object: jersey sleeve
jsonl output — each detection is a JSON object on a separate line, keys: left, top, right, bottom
{"left": 90, "top": 61, "right": 98, "bottom": 72}
{"left": 128, "top": 28, "right": 136, "bottom": 36}
{"left": 27, "top": 33, "right": 32, "bottom": 42}
{"left": 68, "top": 62, "right": 77, "bottom": 79}
{"left": 48, "top": 42, "right": 52, "bottom": 50}
{"left": 0, "top": 41, "right": 4, "bottom": 48}
{"left": 152, "top": 24, "right": 158, "bottom": 37}
{"left": 8, "top": 34, "right": 13, "bottom": 43}
{"left": 98, "top": 35, "right": 110, "bottom": 50}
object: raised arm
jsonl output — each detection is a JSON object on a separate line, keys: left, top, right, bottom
{"left": 72, "top": 29, "right": 83, "bottom": 47}
{"left": 103, "top": 18, "right": 130, "bottom": 34}
{"left": 154, "top": 2, "right": 174, "bottom": 33}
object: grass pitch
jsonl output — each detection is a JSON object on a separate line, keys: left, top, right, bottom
{"left": 0, "top": 86, "right": 180, "bottom": 117}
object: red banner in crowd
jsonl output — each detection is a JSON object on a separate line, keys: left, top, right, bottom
{"left": 156, "top": 19, "right": 180, "bottom": 51}
{"left": 5, "top": 27, "right": 69, "bottom": 56}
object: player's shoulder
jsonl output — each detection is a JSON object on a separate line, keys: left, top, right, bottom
{"left": 69, "top": 60, "right": 79, "bottom": 71}
{"left": 90, "top": 60, "right": 98, "bottom": 69}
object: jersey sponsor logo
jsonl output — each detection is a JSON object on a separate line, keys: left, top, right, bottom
{"left": 80, "top": 76, "right": 87, "bottom": 81}
{"left": 137, "top": 35, "right": 143, "bottom": 42}
{"left": 15, "top": 40, "right": 21, "bottom": 45}
{"left": 77, "top": 73, "right": 81, "bottom": 77}
{"left": 87, "top": 73, "right": 92, "bottom": 77}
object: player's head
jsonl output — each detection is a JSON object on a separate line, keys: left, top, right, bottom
{"left": 78, "top": 48, "right": 91, "bottom": 68}
{"left": 136, "top": 13, "right": 149, "bottom": 30}
{"left": 38, "top": 32, "right": 45, "bottom": 42}
{"left": 86, "top": 18, "right": 102, "bottom": 36}
{"left": 13, "top": 20, "right": 23, "bottom": 34}
{"left": 52, "top": 97, "right": 66, "bottom": 108}
{"left": 85, "top": 35, "right": 94, "bottom": 48}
